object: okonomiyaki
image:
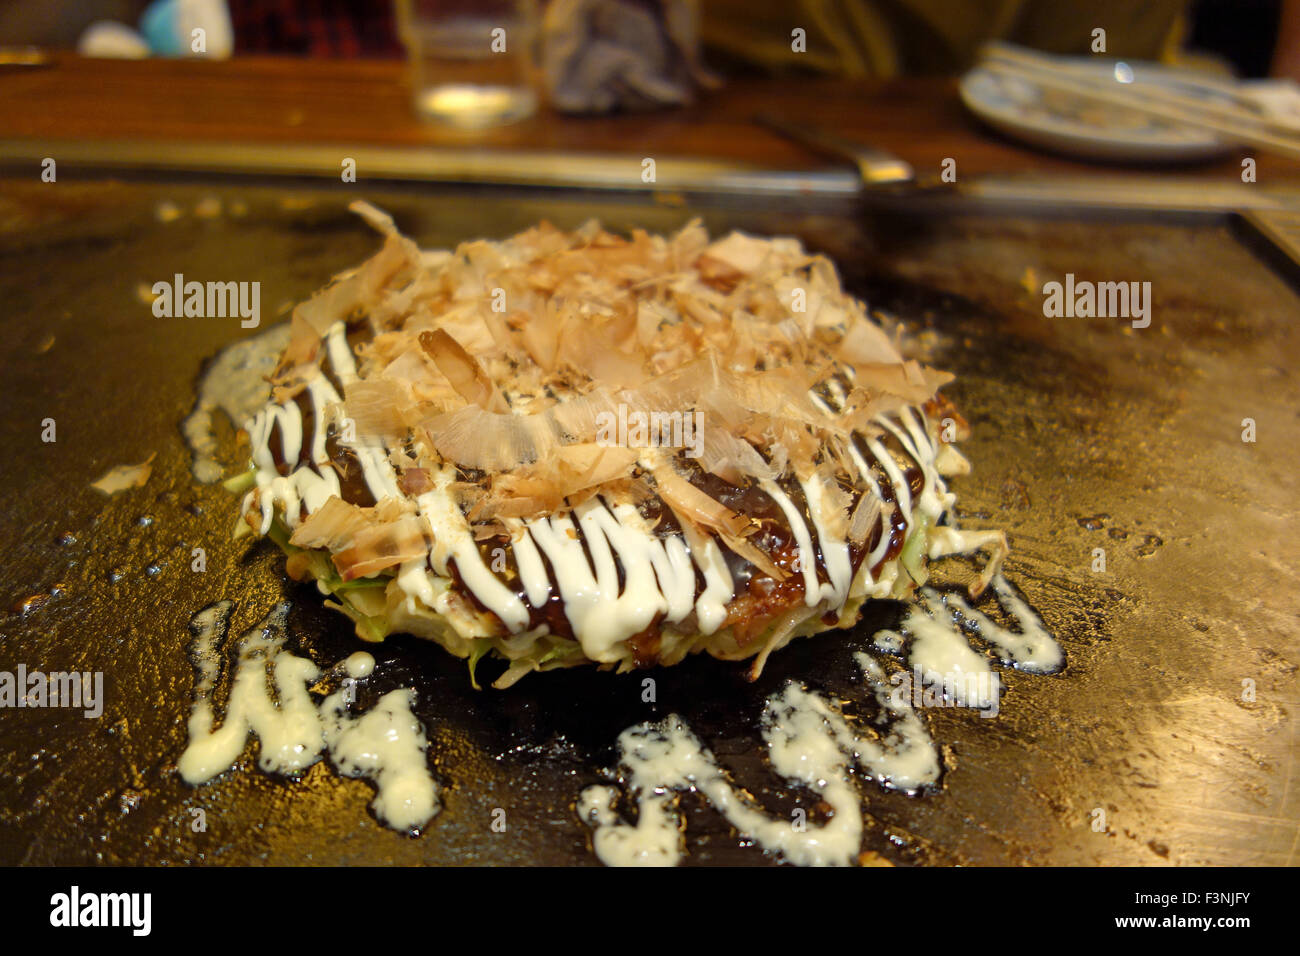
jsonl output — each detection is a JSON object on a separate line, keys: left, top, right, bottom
{"left": 229, "top": 201, "right": 1006, "bottom": 688}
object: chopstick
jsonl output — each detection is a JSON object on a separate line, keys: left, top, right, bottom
{"left": 987, "top": 41, "right": 1300, "bottom": 131}
{"left": 981, "top": 42, "right": 1259, "bottom": 108}
{"left": 978, "top": 42, "right": 1300, "bottom": 160}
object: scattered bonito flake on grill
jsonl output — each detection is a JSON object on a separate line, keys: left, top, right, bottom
{"left": 91, "top": 453, "right": 156, "bottom": 496}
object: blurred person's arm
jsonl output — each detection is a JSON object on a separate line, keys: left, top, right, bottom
{"left": 700, "top": 0, "right": 1187, "bottom": 77}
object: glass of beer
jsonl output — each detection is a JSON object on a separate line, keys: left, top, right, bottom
{"left": 395, "top": 0, "right": 540, "bottom": 128}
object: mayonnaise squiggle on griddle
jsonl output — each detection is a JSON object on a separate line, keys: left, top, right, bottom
{"left": 878, "top": 580, "right": 1065, "bottom": 678}
{"left": 178, "top": 600, "right": 439, "bottom": 833}
{"left": 581, "top": 574, "right": 1063, "bottom": 866}
{"left": 580, "top": 651, "right": 939, "bottom": 867}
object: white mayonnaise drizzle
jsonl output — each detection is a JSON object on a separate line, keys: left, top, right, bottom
{"left": 760, "top": 478, "right": 828, "bottom": 605}
{"left": 580, "top": 651, "right": 939, "bottom": 867}
{"left": 798, "top": 473, "right": 852, "bottom": 607}
{"left": 911, "top": 577, "right": 1064, "bottom": 674}
{"left": 525, "top": 498, "right": 702, "bottom": 661}
{"left": 240, "top": 320, "right": 973, "bottom": 663}
{"left": 582, "top": 574, "right": 1063, "bottom": 866}
{"left": 246, "top": 395, "right": 341, "bottom": 535}
{"left": 178, "top": 601, "right": 440, "bottom": 833}
{"left": 903, "top": 590, "right": 1000, "bottom": 710}
{"left": 178, "top": 601, "right": 322, "bottom": 782}
{"left": 884, "top": 407, "right": 956, "bottom": 519}
{"left": 343, "top": 651, "right": 376, "bottom": 678}
{"left": 414, "top": 467, "right": 530, "bottom": 631}
{"left": 846, "top": 441, "right": 896, "bottom": 571}
{"left": 184, "top": 322, "right": 290, "bottom": 483}
{"left": 863, "top": 434, "right": 913, "bottom": 519}
{"left": 319, "top": 684, "right": 440, "bottom": 833}
{"left": 976, "top": 576, "right": 1063, "bottom": 672}
{"left": 676, "top": 517, "right": 734, "bottom": 635}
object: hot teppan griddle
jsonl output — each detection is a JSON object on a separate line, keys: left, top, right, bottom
{"left": 0, "top": 179, "right": 1296, "bottom": 866}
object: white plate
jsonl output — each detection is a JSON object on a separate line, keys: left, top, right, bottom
{"left": 960, "top": 58, "right": 1236, "bottom": 162}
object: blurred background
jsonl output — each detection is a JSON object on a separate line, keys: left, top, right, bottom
{"left": 0, "top": 0, "right": 1293, "bottom": 78}
{"left": 3, "top": 0, "right": 1297, "bottom": 154}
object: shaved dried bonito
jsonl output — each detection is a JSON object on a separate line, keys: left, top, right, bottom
{"left": 233, "top": 202, "right": 1004, "bottom": 688}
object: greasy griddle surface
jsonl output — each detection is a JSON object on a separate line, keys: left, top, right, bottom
{"left": 0, "top": 181, "right": 1296, "bottom": 866}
